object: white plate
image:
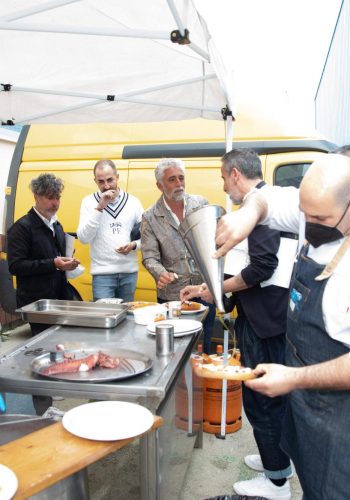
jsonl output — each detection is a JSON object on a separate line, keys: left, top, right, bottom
{"left": 180, "top": 303, "right": 207, "bottom": 315}
{"left": 62, "top": 401, "right": 154, "bottom": 441}
{"left": 146, "top": 319, "right": 203, "bottom": 337}
{"left": 0, "top": 464, "right": 18, "bottom": 500}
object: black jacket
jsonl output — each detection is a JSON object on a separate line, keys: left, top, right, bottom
{"left": 7, "top": 208, "right": 73, "bottom": 307}
{"left": 233, "top": 223, "right": 289, "bottom": 338}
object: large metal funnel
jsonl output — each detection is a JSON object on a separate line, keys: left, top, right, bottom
{"left": 179, "top": 205, "right": 226, "bottom": 312}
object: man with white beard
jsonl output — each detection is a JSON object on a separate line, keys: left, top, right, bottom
{"left": 141, "top": 158, "right": 216, "bottom": 353}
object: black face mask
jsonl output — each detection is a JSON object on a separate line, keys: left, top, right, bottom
{"left": 305, "top": 223, "right": 344, "bottom": 248}
{"left": 305, "top": 201, "right": 350, "bottom": 248}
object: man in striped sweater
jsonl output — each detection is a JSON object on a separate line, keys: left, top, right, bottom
{"left": 77, "top": 159, "right": 144, "bottom": 302}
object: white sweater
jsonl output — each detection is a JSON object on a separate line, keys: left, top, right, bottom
{"left": 77, "top": 189, "right": 144, "bottom": 275}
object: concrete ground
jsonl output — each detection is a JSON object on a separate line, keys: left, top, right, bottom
{"left": 0, "top": 324, "right": 303, "bottom": 500}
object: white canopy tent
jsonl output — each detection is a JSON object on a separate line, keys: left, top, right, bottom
{"left": 1, "top": 2, "right": 235, "bottom": 430}
{"left": 0, "top": 0, "right": 234, "bottom": 130}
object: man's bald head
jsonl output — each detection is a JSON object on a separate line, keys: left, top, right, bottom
{"left": 301, "top": 154, "right": 350, "bottom": 207}
{"left": 300, "top": 154, "right": 350, "bottom": 231}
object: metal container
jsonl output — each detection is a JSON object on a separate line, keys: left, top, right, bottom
{"left": 155, "top": 323, "right": 174, "bottom": 356}
{"left": 0, "top": 414, "right": 56, "bottom": 445}
{"left": 16, "top": 299, "right": 128, "bottom": 328}
{"left": 179, "top": 204, "right": 226, "bottom": 312}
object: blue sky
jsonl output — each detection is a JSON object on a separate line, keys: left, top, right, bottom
{"left": 199, "top": 0, "right": 342, "bottom": 127}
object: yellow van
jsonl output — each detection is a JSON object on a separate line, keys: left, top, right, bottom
{"left": 1, "top": 115, "right": 336, "bottom": 310}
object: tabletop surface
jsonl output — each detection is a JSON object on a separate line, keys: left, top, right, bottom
{"left": 0, "top": 314, "right": 204, "bottom": 409}
{"left": 0, "top": 415, "right": 163, "bottom": 500}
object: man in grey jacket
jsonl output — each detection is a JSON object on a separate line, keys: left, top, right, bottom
{"left": 141, "top": 158, "right": 215, "bottom": 352}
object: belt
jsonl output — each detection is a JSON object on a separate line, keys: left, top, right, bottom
{"left": 280, "top": 231, "right": 298, "bottom": 240}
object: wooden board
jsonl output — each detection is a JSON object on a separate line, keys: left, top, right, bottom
{"left": 0, "top": 415, "right": 162, "bottom": 499}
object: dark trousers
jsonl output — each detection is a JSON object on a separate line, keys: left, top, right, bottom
{"left": 30, "top": 322, "right": 53, "bottom": 415}
{"left": 235, "top": 314, "right": 292, "bottom": 478}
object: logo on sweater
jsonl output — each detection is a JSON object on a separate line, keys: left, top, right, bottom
{"left": 110, "top": 221, "right": 122, "bottom": 234}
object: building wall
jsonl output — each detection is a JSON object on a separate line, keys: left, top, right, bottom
{"left": 315, "top": 0, "right": 350, "bottom": 147}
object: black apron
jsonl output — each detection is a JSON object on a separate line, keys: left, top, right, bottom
{"left": 282, "top": 244, "right": 350, "bottom": 500}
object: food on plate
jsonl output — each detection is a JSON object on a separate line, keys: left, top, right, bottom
{"left": 181, "top": 301, "right": 201, "bottom": 312}
{"left": 193, "top": 363, "right": 256, "bottom": 381}
{"left": 201, "top": 353, "right": 212, "bottom": 364}
{"left": 124, "top": 301, "right": 158, "bottom": 311}
{"left": 41, "top": 351, "right": 120, "bottom": 376}
{"left": 192, "top": 347, "right": 253, "bottom": 380}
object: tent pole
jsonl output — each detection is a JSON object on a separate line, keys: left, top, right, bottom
{"left": 225, "top": 115, "right": 233, "bottom": 211}
{"left": 0, "top": 0, "right": 78, "bottom": 22}
{"left": 219, "top": 112, "right": 234, "bottom": 439}
{"left": 15, "top": 99, "right": 103, "bottom": 125}
{"left": 9, "top": 74, "right": 217, "bottom": 101}
{"left": 166, "top": 0, "right": 186, "bottom": 36}
{"left": 119, "top": 97, "right": 218, "bottom": 112}
{"left": 185, "top": 42, "right": 210, "bottom": 61}
{"left": 0, "top": 22, "right": 169, "bottom": 40}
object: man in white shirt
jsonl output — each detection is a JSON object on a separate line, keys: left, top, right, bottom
{"left": 214, "top": 153, "right": 350, "bottom": 499}
{"left": 77, "top": 159, "right": 143, "bottom": 302}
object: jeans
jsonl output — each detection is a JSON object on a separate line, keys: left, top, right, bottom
{"left": 93, "top": 273, "right": 138, "bottom": 303}
{"left": 235, "top": 314, "right": 292, "bottom": 479}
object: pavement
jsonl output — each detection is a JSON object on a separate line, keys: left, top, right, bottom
{"left": 0, "top": 323, "right": 303, "bottom": 500}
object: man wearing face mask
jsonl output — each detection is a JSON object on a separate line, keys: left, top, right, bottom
{"left": 214, "top": 152, "right": 350, "bottom": 500}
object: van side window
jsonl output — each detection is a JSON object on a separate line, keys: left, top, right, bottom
{"left": 274, "top": 163, "right": 311, "bottom": 188}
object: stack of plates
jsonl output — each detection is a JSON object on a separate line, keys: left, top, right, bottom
{"left": 146, "top": 319, "right": 202, "bottom": 337}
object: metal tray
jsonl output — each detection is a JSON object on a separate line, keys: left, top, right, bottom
{"left": 16, "top": 299, "right": 128, "bottom": 328}
{"left": 0, "top": 414, "right": 56, "bottom": 445}
{"left": 31, "top": 348, "right": 153, "bottom": 382}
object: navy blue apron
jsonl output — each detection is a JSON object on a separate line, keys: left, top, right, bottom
{"left": 281, "top": 245, "right": 350, "bottom": 499}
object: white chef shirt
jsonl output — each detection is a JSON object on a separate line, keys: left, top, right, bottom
{"left": 257, "top": 185, "right": 350, "bottom": 348}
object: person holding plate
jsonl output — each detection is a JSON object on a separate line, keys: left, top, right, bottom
{"left": 214, "top": 151, "right": 350, "bottom": 500}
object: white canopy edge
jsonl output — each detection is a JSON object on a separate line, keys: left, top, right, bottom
{"left": 1, "top": 0, "right": 235, "bottom": 125}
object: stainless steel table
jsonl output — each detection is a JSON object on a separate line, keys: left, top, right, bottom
{"left": 0, "top": 315, "right": 204, "bottom": 500}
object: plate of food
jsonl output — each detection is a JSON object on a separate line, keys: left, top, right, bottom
{"left": 124, "top": 301, "right": 159, "bottom": 314}
{"left": 180, "top": 301, "right": 206, "bottom": 314}
{"left": 62, "top": 401, "right": 154, "bottom": 441}
{"left": 193, "top": 362, "right": 256, "bottom": 381}
{"left": 146, "top": 319, "right": 202, "bottom": 337}
{"left": 31, "top": 348, "right": 153, "bottom": 382}
{"left": 0, "top": 464, "right": 18, "bottom": 500}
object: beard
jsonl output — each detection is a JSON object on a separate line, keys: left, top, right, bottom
{"left": 230, "top": 195, "right": 242, "bottom": 205}
{"left": 172, "top": 189, "right": 185, "bottom": 201}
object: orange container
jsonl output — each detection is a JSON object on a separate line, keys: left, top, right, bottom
{"left": 175, "top": 346, "right": 243, "bottom": 434}
{"left": 175, "top": 345, "right": 204, "bottom": 431}
{"left": 203, "top": 377, "right": 242, "bottom": 434}
{"left": 203, "top": 347, "right": 243, "bottom": 434}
